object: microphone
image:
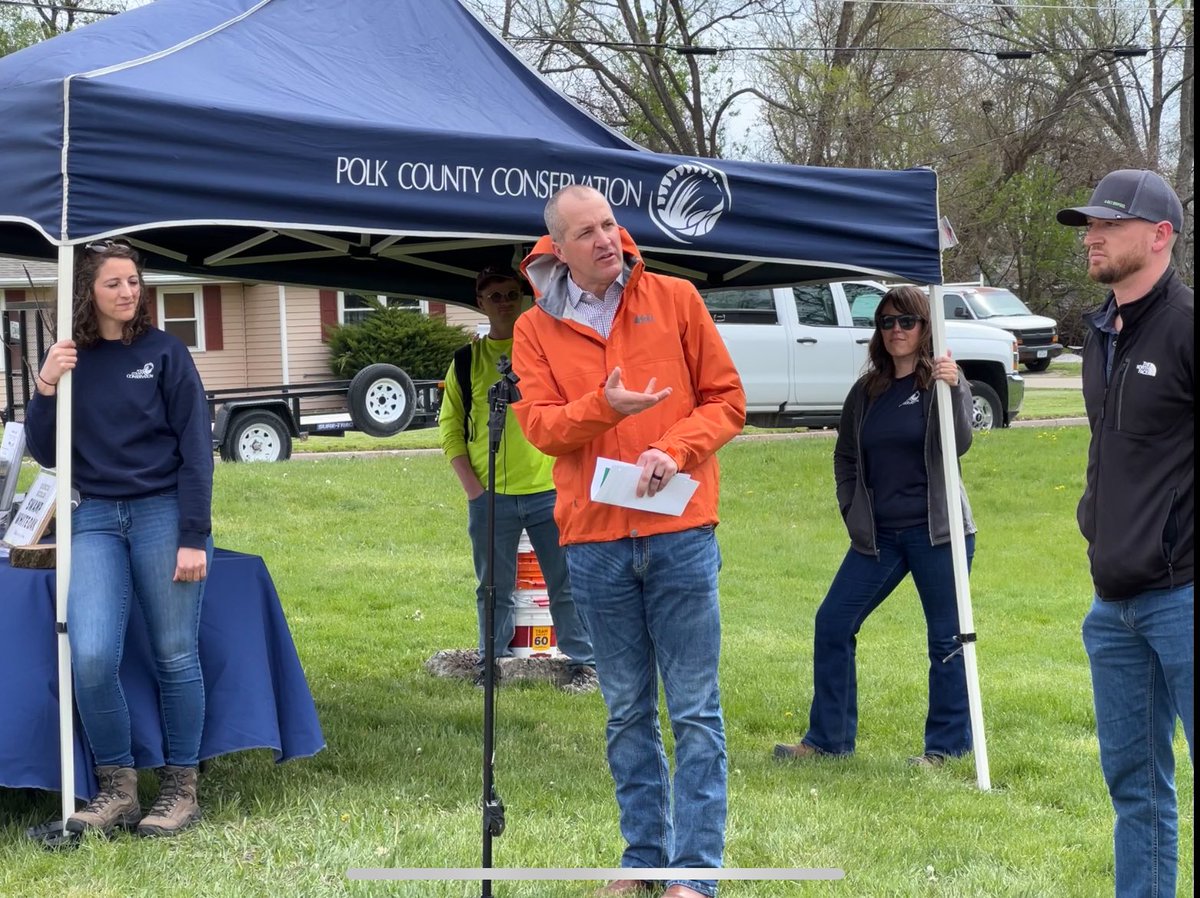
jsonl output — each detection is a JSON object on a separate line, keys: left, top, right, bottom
{"left": 496, "top": 354, "right": 519, "bottom": 383}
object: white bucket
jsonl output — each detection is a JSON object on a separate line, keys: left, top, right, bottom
{"left": 513, "top": 586, "right": 548, "bottom": 609}
{"left": 517, "top": 529, "right": 534, "bottom": 555}
{"left": 511, "top": 600, "right": 559, "bottom": 658}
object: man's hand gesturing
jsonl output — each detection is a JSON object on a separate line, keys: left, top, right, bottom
{"left": 604, "top": 366, "right": 672, "bottom": 415}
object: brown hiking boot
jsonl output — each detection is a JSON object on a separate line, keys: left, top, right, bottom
{"left": 136, "top": 765, "right": 201, "bottom": 837}
{"left": 66, "top": 765, "right": 141, "bottom": 835}
{"left": 594, "top": 880, "right": 656, "bottom": 897}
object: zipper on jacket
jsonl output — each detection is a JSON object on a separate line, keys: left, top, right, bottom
{"left": 1112, "top": 358, "right": 1131, "bottom": 432}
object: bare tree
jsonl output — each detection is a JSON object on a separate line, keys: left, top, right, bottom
{"left": 750, "top": 1, "right": 1190, "bottom": 320}
{"left": 474, "top": 0, "right": 785, "bottom": 156}
{"left": 2, "top": 0, "right": 122, "bottom": 56}
{"left": 942, "top": 1, "right": 1194, "bottom": 285}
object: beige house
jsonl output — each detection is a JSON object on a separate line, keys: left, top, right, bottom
{"left": 1, "top": 258, "right": 485, "bottom": 418}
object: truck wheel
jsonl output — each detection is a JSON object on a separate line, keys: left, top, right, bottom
{"left": 1024, "top": 358, "right": 1051, "bottom": 373}
{"left": 348, "top": 364, "right": 416, "bottom": 437}
{"left": 221, "top": 410, "right": 292, "bottom": 462}
{"left": 967, "top": 381, "right": 1002, "bottom": 433}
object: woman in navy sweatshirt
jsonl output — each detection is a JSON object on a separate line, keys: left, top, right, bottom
{"left": 25, "top": 239, "right": 214, "bottom": 838}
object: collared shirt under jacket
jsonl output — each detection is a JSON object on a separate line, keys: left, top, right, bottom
{"left": 513, "top": 228, "right": 746, "bottom": 545}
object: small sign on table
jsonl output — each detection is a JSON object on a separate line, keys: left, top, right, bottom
{"left": 2, "top": 471, "right": 57, "bottom": 548}
{"left": 0, "top": 421, "right": 27, "bottom": 525}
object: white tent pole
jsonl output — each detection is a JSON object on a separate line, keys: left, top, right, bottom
{"left": 55, "top": 243, "right": 77, "bottom": 827}
{"left": 928, "top": 284, "right": 990, "bottom": 791}
{"left": 277, "top": 285, "right": 290, "bottom": 383}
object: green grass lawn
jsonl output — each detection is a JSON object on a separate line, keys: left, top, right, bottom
{"left": 2, "top": 426, "right": 1191, "bottom": 897}
{"left": 1033, "top": 359, "right": 1081, "bottom": 376}
{"left": 294, "top": 387, "right": 1086, "bottom": 457}
{"left": 1016, "top": 389, "right": 1085, "bottom": 422}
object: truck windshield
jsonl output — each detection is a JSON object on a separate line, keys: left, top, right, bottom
{"left": 967, "top": 289, "right": 1032, "bottom": 319}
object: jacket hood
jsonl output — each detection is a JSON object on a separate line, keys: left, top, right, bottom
{"left": 521, "top": 227, "right": 644, "bottom": 319}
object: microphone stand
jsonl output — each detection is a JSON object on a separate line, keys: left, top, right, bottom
{"left": 480, "top": 354, "right": 519, "bottom": 897}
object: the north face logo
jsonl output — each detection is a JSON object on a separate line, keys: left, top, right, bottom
{"left": 1136, "top": 361, "right": 1157, "bottom": 377}
{"left": 126, "top": 362, "right": 155, "bottom": 380}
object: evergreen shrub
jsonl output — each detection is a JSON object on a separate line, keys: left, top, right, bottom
{"left": 326, "top": 300, "right": 469, "bottom": 379}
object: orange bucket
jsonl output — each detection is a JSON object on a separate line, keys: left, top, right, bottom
{"left": 516, "top": 553, "right": 543, "bottom": 583}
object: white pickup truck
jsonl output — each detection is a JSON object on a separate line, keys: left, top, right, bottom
{"left": 700, "top": 280, "right": 1025, "bottom": 432}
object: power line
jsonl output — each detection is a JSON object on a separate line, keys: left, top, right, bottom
{"left": 514, "top": 36, "right": 1191, "bottom": 58}
{"left": 796, "top": 0, "right": 1191, "bottom": 11}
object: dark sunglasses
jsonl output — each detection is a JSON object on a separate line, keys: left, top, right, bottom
{"left": 84, "top": 239, "right": 134, "bottom": 254}
{"left": 879, "top": 314, "right": 924, "bottom": 331}
{"left": 481, "top": 289, "right": 521, "bottom": 304}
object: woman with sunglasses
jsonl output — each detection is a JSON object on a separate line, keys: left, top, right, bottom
{"left": 24, "top": 239, "right": 214, "bottom": 836}
{"left": 775, "top": 285, "right": 976, "bottom": 767}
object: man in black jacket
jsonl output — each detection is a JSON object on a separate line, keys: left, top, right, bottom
{"left": 1058, "top": 169, "right": 1193, "bottom": 898}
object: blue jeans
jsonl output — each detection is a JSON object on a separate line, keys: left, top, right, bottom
{"left": 1082, "top": 584, "right": 1194, "bottom": 898}
{"left": 467, "top": 489, "right": 593, "bottom": 668}
{"left": 69, "top": 493, "right": 212, "bottom": 768}
{"left": 804, "top": 527, "right": 974, "bottom": 757}
{"left": 566, "top": 527, "right": 726, "bottom": 898}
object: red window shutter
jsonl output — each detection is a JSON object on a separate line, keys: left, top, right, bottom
{"left": 202, "top": 285, "right": 224, "bottom": 350}
{"left": 319, "top": 290, "right": 338, "bottom": 342}
{"left": 146, "top": 286, "right": 158, "bottom": 327}
{"left": 427, "top": 301, "right": 447, "bottom": 320}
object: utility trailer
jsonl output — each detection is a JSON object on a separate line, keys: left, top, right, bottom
{"left": 3, "top": 311, "right": 441, "bottom": 463}
{"left": 207, "top": 363, "right": 442, "bottom": 462}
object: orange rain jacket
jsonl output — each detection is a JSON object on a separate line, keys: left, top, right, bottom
{"left": 512, "top": 228, "right": 746, "bottom": 545}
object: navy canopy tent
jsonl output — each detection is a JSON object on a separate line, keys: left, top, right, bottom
{"left": 0, "top": 0, "right": 943, "bottom": 299}
{"left": 0, "top": 0, "right": 967, "bottom": 828}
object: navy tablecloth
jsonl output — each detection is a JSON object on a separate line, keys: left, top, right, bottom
{"left": 0, "top": 548, "right": 325, "bottom": 799}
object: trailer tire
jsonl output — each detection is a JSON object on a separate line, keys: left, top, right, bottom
{"left": 220, "top": 410, "right": 292, "bottom": 462}
{"left": 968, "top": 380, "right": 1001, "bottom": 433}
{"left": 348, "top": 364, "right": 416, "bottom": 437}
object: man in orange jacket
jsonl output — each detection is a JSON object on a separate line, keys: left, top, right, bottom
{"left": 512, "top": 185, "right": 745, "bottom": 898}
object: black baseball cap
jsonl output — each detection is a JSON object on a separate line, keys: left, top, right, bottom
{"left": 1057, "top": 169, "right": 1183, "bottom": 230}
{"left": 475, "top": 266, "right": 522, "bottom": 294}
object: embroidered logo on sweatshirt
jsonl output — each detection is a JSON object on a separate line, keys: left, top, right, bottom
{"left": 634, "top": 314, "right": 654, "bottom": 324}
{"left": 1136, "top": 361, "right": 1158, "bottom": 377}
{"left": 900, "top": 391, "right": 920, "bottom": 407}
{"left": 126, "top": 362, "right": 155, "bottom": 380}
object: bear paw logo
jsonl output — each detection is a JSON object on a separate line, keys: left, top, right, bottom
{"left": 649, "top": 162, "right": 732, "bottom": 244}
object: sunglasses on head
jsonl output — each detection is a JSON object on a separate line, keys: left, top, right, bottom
{"left": 85, "top": 239, "right": 134, "bottom": 254}
{"left": 481, "top": 289, "right": 521, "bottom": 304}
{"left": 879, "top": 314, "right": 924, "bottom": 331}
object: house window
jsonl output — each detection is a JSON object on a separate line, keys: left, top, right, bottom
{"left": 158, "top": 288, "right": 204, "bottom": 350}
{"left": 338, "top": 293, "right": 426, "bottom": 325}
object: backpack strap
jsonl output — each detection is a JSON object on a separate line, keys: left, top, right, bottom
{"left": 453, "top": 342, "right": 474, "bottom": 443}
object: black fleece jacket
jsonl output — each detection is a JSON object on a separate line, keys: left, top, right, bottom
{"left": 1078, "top": 267, "right": 1194, "bottom": 599}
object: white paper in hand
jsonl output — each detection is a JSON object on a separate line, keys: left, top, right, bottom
{"left": 589, "top": 457, "right": 699, "bottom": 516}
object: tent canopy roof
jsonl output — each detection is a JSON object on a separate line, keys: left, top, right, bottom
{"left": 0, "top": 0, "right": 943, "bottom": 303}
